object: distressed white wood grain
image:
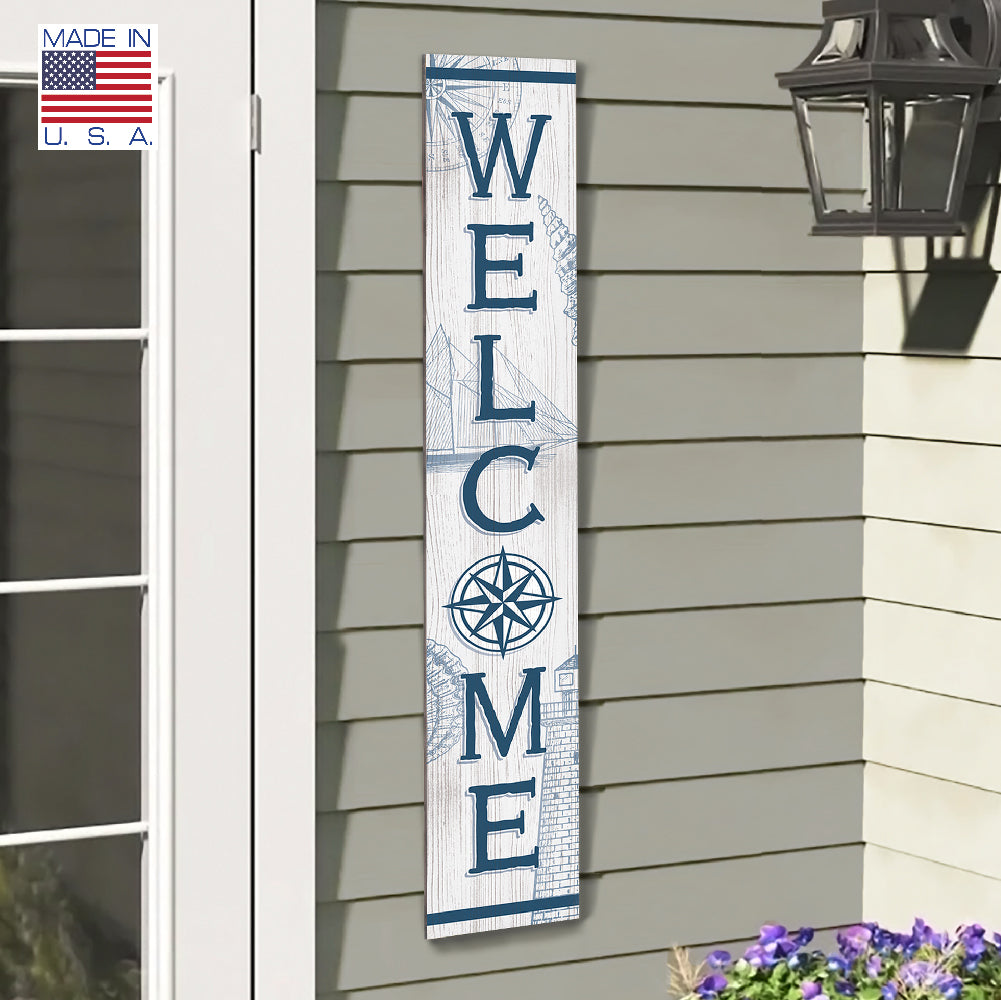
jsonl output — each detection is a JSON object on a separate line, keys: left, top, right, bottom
{"left": 423, "top": 54, "right": 578, "bottom": 938}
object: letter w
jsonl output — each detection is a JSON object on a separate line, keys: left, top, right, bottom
{"left": 452, "top": 112, "right": 551, "bottom": 200}
{"left": 460, "top": 668, "right": 546, "bottom": 760}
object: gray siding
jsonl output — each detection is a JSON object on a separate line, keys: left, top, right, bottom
{"left": 317, "top": 3, "right": 864, "bottom": 996}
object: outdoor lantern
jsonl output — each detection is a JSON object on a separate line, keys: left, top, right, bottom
{"left": 777, "top": 0, "right": 1001, "bottom": 235}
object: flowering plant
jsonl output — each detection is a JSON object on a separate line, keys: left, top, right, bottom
{"left": 669, "top": 920, "right": 1001, "bottom": 1000}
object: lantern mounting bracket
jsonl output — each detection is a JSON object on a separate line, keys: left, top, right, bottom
{"left": 957, "top": 0, "right": 1001, "bottom": 119}
{"left": 954, "top": 0, "right": 1001, "bottom": 73}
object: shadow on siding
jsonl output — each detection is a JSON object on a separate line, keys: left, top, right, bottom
{"left": 315, "top": 5, "right": 351, "bottom": 998}
{"left": 898, "top": 122, "right": 1001, "bottom": 354}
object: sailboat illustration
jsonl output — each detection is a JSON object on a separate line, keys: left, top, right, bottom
{"left": 426, "top": 326, "right": 577, "bottom": 473}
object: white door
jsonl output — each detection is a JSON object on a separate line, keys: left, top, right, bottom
{"left": 1, "top": 5, "right": 253, "bottom": 998}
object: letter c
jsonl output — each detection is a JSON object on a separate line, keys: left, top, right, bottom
{"left": 462, "top": 446, "right": 545, "bottom": 534}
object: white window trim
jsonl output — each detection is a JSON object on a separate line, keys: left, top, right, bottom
{"left": 253, "top": 0, "right": 316, "bottom": 994}
{"left": 0, "top": 66, "right": 175, "bottom": 1000}
{"left": 145, "top": 70, "right": 174, "bottom": 1000}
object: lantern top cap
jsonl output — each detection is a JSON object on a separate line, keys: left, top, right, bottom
{"left": 822, "top": 0, "right": 951, "bottom": 14}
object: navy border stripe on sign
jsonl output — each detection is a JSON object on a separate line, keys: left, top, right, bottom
{"left": 424, "top": 67, "right": 576, "bottom": 84}
{"left": 426, "top": 894, "right": 581, "bottom": 926}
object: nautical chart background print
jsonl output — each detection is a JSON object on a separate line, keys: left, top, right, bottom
{"left": 423, "top": 53, "right": 578, "bottom": 939}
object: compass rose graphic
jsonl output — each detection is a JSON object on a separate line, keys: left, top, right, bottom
{"left": 424, "top": 54, "right": 523, "bottom": 173}
{"left": 445, "top": 548, "right": 559, "bottom": 658}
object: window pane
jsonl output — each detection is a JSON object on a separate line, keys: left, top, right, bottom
{"left": 0, "top": 341, "right": 140, "bottom": 580}
{"left": 0, "top": 838, "right": 139, "bottom": 999}
{"left": 797, "top": 96, "right": 871, "bottom": 213}
{"left": 0, "top": 589, "right": 139, "bottom": 832}
{"left": 0, "top": 86, "right": 141, "bottom": 329}
{"left": 881, "top": 95, "right": 970, "bottom": 212}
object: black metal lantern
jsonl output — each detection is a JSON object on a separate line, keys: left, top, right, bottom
{"left": 777, "top": 0, "right": 1001, "bottom": 235}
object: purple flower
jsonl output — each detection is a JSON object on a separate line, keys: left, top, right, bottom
{"left": 746, "top": 927, "right": 796, "bottom": 967}
{"left": 872, "top": 928, "right": 899, "bottom": 954}
{"left": 837, "top": 925, "right": 873, "bottom": 961}
{"left": 827, "top": 956, "right": 850, "bottom": 975}
{"left": 760, "top": 924, "right": 787, "bottom": 944}
{"left": 937, "top": 975, "right": 963, "bottom": 1000}
{"left": 696, "top": 973, "right": 727, "bottom": 998}
{"left": 865, "top": 954, "right": 882, "bottom": 977}
{"left": 911, "top": 919, "right": 950, "bottom": 951}
{"left": 795, "top": 927, "right": 816, "bottom": 947}
{"left": 833, "top": 981, "right": 856, "bottom": 996}
{"left": 706, "top": 950, "right": 731, "bottom": 969}
{"left": 802, "top": 984, "right": 823, "bottom": 1000}
{"left": 900, "top": 960, "right": 935, "bottom": 988}
{"left": 881, "top": 985, "right": 898, "bottom": 1000}
{"left": 960, "top": 923, "right": 987, "bottom": 958}
{"left": 771, "top": 936, "right": 798, "bottom": 960}
{"left": 897, "top": 958, "right": 962, "bottom": 997}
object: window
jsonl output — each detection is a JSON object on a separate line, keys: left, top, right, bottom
{"left": 0, "top": 78, "right": 171, "bottom": 999}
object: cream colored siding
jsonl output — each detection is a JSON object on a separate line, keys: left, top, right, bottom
{"left": 863, "top": 847, "right": 1001, "bottom": 937}
{"left": 317, "top": 2, "right": 864, "bottom": 995}
{"left": 862, "top": 227, "right": 1001, "bottom": 920}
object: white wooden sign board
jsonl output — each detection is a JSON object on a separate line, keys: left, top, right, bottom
{"left": 423, "top": 53, "right": 578, "bottom": 939}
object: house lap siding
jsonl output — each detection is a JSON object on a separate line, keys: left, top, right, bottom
{"left": 316, "top": 3, "right": 864, "bottom": 996}
{"left": 861, "top": 235, "right": 1001, "bottom": 928}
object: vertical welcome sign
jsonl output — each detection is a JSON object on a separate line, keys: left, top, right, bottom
{"left": 423, "top": 54, "right": 578, "bottom": 938}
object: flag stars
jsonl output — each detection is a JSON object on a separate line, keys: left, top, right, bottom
{"left": 41, "top": 51, "right": 96, "bottom": 90}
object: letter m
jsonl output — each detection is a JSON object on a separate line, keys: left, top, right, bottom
{"left": 42, "top": 29, "right": 66, "bottom": 46}
{"left": 452, "top": 112, "right": 551, "bottom": 200}
{"left": 460, "top": 668, "right": 546, "bottom": 760}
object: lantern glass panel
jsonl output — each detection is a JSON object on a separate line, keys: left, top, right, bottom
{"left": 887, "top": 16, "right": 957, "bottom": 61}
{"left": 878, "top": 94, "right": 972, "bottom": 211}
{"left": 812, "top": 18, "right": 867, "bottom": 63}
{"left": 795, "top": 95, "right": 871, "bottom": 214}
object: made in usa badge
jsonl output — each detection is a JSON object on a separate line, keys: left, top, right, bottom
{"left": 38, "top": 24, "right": 158, "bottom": 151}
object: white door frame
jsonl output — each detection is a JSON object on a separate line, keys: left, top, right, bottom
{"left": 253, "top": 0, "right": 316, "bottom": 996}
{"left": 0, "top": 3, "right": 316, "bottom": 992}
{"left": 4, "top": 2, "right": 253, "bottom": 994}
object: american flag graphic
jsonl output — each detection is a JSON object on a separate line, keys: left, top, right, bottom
{"left": 40, "top": 49, "right": 152, "bottom": 124}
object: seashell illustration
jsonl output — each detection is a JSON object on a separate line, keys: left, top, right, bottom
{"left": 425, "top": 640, "right": 465, "bottom": 762}
{"left": 537, "top": 195, "right": 578, "bottom": 347}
